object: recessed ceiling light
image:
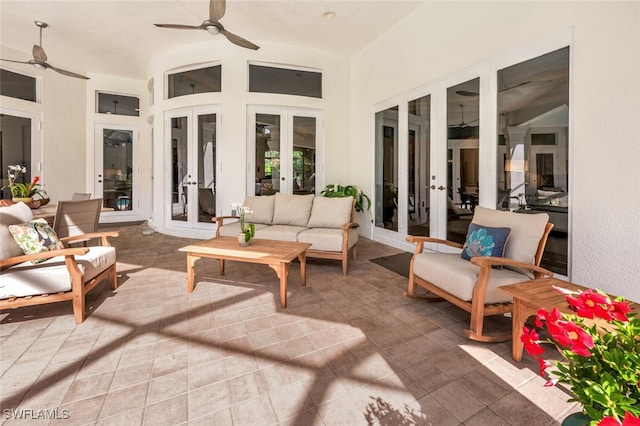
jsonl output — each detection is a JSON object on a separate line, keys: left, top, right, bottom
{"left": 323, "top": 11, "right": 336, "bottom": 20}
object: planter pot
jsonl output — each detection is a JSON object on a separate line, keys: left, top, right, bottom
{"left": 238, "top": 233, "right": 252, "bottom": 247}
{"left": 561, "top": 412, "right": 590, "bottom": 426}
{"left": 12, "top": 197, "right": 33, "bottom": 204}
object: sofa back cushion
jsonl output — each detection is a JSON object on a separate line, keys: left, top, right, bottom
{"left": 243, "top": 195, "right": 275, "bottom": 225}
{"left": 272, "top": 193, "right": 315, "bottom": 227}
{"left": 0, "top": 202, "right": 35, "bottom": 260}
{"left": 471, "top": 206, "right": 549, "bottom": 265}
{"left": 306, "top": 196, "right": 354, "bottom": 228}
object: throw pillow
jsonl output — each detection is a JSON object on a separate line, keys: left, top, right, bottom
{"left": 461, "top": 223, "right": 511, "bottom": 261}
{"left": 8, "top": 218, "right": 65, "bottom": 264}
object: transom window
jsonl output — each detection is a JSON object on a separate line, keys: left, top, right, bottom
{"left": 249, "top": 64, "right": 322, "bottom": 98}
{"left": 167, "top": 65, "right": 221, "bottom": 99}
{"left": 0, "top": 68, "right": 37, "bottom": 102}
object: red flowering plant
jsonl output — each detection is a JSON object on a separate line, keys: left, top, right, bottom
{"left": 522, "top": 287, "right": 640, "bottom": 425}
{"left": 1, "top": 165, "right": 47, "bottom": 199}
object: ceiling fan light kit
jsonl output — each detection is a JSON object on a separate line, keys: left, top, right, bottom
{"left": 154, "top": 0, "right": 260, "bottom": 50}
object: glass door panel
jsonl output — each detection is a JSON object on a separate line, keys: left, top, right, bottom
{"left": 407, "top": 95, "right": 431, "bottom": 236}
{"left": 170, "top": 116, "right": 188, "bottom": 221}
{"left": 446, "top": 78, "right": 479, "bottom": 244}
{"left": 375, "top": 107, "right": 399, "bottom": 231}
{"left": 101, "top": 128, "right": 134, "bottom": 211}
{"left": 196, "top": 113, "right": 216, "bottom": 223}
{"left": 0, "top": 114, "right": 32, "bottom": 200}
{"left": 292, "top": 116, "right": 316, "bottom": 195}
{"left": 254, "top": 113, "right": 281, "bottom": 195}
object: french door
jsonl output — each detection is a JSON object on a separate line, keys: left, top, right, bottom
{"left": 95, "top": 124, "right": 138, "bottom": 216}
{"left": 165, "top": 107, "right": 219, "bottom": 228}
{"left": 247, "top": 106, "right": 322, "bottom": 196}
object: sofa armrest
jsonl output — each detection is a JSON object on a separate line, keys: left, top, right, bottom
{"left": 61, "top": 231, "right": 119, "bottom": 247}
{"left": 0, "top": 247, "right": 89, "bottom": 269}
{"left": 211, "top": 216, "right": 237, "bottom": 237}
{"left": 406, "top": 235, "right": 464, "bottom": 254}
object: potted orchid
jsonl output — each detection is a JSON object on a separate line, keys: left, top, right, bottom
{"left": 522, "top": 287, "right": 640, "bottom": 425}
{"left": 231, "top": 202, "right": 255, "bottom": 246}
{"left": 2, "top": 164, "right": 48, "bottom": 203}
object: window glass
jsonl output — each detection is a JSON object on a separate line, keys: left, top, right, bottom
{"left": 168, "top": 65, "right": 221, "bottom": 99}
{"left": 375, "top": 106, "right": 399, "bottom": 231}
{"left": 0, "top": 69, "right": 36, "bottom": 102}
{"left": 97, "top": 92, "right": 140, "bottom": 116}
{"left": 249, "top": 65, "right": 322, "bottom": 98}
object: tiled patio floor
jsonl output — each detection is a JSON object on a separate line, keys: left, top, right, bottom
{"left": 1, "top": 223, "right": 579, "bottom": 425}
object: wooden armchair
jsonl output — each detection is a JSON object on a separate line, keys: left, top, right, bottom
{"left": 1, "top": 202, "right": 118, "bottom": 323}
{"left": 405, "top": 206, "right": 554, "bottom": 342}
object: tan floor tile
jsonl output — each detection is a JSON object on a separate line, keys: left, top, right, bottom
{"left": 187, "top": 380, "right": 231, "bottom": 419}
{"left": 63, "top": 371, "right": 114, "bottom": 404}
{"left": 147, "top": 368, "right": 188, "bottom": 404}
{"left": 100, "top": 382, "right": 149, "bottom": 418}
{"left": 96, "top": 408, "right": 144, "bottom": 426}
{"left": 230, "top": 394, "right": 278, "bottom": 426}
{"left": 143, "top": 393, "right": 187, "bottom": 425}
{"left": 227, "top": 370, "right": 269, "bottom": 403}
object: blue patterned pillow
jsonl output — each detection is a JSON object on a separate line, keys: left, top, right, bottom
{"left": 461, "top": 223, "right": 511, "bottom": 261}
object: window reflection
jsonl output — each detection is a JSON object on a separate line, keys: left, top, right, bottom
{"left": 375, "top": 107, "right": 398, "bottom": 231}
{"left": 407, "top": 95, "right": 430, "bottom": 237}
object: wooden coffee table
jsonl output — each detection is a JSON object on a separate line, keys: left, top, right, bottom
{"left": 500, "top": 277, "right": 638, "bottom": 362}
{"left": 179, "top": 237, "right": 311, "bottom": 308}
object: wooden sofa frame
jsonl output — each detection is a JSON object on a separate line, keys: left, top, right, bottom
{"left": 0, "top": 231, "right": 119, "bottom": 324}
{"left": 405, "top": 222, "right": 555, "bottom": 342}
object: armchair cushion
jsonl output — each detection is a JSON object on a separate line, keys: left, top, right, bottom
{"left": 413, "top": 252, "right": 533, "bottom": 304}
{"left": 8, "top": 219, "right": 64, "bottom": 263}
{"left": 461, "top": 223, "right": 511, "bottom": 261}
{"left": 306, "top": 196, "right": 353, "bottom": 228}
{"left": 471, "top": 206, "right": 549, "bottom": 265}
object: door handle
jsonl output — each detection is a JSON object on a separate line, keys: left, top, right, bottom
{"left": 430, "top": 185, "right": 436, "bottom": 190}
{"left": 438, "top": 185, "right": 446, "bottom": 190}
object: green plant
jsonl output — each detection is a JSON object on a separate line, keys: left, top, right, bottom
{"left": 2, "top": 165, "right": 48, "bottom": 199}
{"left": 522, "top": 287, "right": 640, "bottom": 425}
{"left": 321, "top": 184, "right": 371, "bottom": 214}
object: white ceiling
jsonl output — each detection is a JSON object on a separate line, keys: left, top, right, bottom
{"left": 0, "top": 0, "right": 425, "bottom": 80}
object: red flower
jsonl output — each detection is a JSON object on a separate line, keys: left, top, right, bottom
{"left": 563, "top": 321, "right": 594, "bottom": 357}
{"left": 521, "top": 327, "right": 544, "bottom": 357}
{"left": 566, "top": 289, "right": 609, "bottom": 319}
{"left": 598, "top": 412, "right": 640, "bottom": 426}
{"left": 537, "top": 357, "right": 550, "bottom": 376}
{"left": 32, "top": 176, "right": 40, "bottom": 185}
{"left": 608, "top": 300, "right": 631, "bottom": 322}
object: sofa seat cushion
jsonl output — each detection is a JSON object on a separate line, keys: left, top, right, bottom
{"left": 218, "top": 222, "right": 270, "bottom": 238}
{"left": 306, "top": 196, "right": 353, "bottom": 228}
{"left": 0, "top": 202, "right": 35, "bottom": 260}
{"left": 272, "top": 193, "right": 314, "bottom": 226}
{"left": 244, "top": 195, "right": 275, "bottom": 225}
{"left": 255, "top": 225, "right": 306, "bottom": 242}
{"left": 0, "top": 246, "right": 116, "bottom": 299}
{"left": 412, "top": 252, "right": 531, "bottom": 304}
{"left": 297, "top": 228, "right": 358, "bottom": 252}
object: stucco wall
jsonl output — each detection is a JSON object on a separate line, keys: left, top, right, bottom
{"left": 349, "top": 1, "right": 640, "bottom": 300}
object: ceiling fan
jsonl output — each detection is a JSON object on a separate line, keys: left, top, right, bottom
{"left": 449, "top": 104, "right": 478, "bottom": 128}
{"left": 456, "top": 80, "right": 533, "bottom": 97}
{"left": 154, "top": 0, "right": 259, "bottom": 50}
{"left": 0, "top": 21, "right": 89, "bottom": 80}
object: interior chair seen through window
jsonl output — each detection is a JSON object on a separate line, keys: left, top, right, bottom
{"left": 405, "top": 206, "right": 554, "bottom": 342}
{"left": 71, "top": 192, "right": 92, "bottom": 200}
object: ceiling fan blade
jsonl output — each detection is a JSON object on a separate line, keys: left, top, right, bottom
{"left": 154, "top": 23, "right": 203, "bottom": 30}
{"left": 210, "top": 0, "right": 226, "bottom": 21}
{"left": 0, "top": 58, "right": 31, "bottom": 64}
{"left": 456, "top": 90, "right": 478, "bottom": 97}
{"left": 47, "top": 63, "right": 89, "bottom": 80}
{"left": 219, "top": 28, "right": 259, "bottom": 50}
{"left": 33, "top": 44, "right": 47, "bottom": 62}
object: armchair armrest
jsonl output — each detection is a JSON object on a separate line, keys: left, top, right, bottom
{"left": 0, "top": 247, "right": 89, "bottom": 269}
{"left": 470, "top": 256, "right": 554, "bottom": 278}
{"left": 406, "top": 235, "right": 463, "bottom": 254}
{"left": 341, "top": 222, "right": 360, "bottom": 231}
{"left": 61, "top": 231, "right": 119, "bottom": 247}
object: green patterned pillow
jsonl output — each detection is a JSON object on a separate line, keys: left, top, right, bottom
{"left": 8, "top": 219, "right": 65, "bottom": 264}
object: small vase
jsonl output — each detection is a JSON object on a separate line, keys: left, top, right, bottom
{"left": 238, "top": 232, "right": 251, "bottom": 247}
{"left": 12, "top": 197, "right": 33, "bottom": 204}
{"left": 561, "top": 412, "right": 590, "bottom": 426}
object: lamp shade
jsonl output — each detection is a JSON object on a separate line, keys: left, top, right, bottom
{"left": 505, "top": 159, "right": 529, "bottom": 172}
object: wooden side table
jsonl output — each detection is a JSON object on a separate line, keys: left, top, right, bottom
{"left": 500, "top": 278, "right": 588, "bottom": 362}
{"left": 501, "top": 278, "right": 639, "bottom": 361}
